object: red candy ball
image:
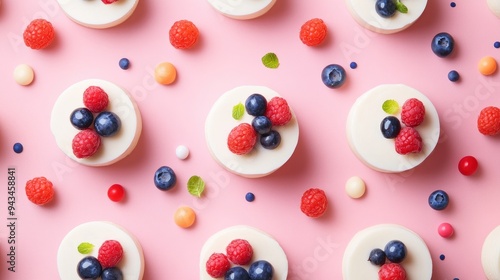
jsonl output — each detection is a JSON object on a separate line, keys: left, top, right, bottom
{"left": 108, "top": 184, "right": 125, "bottom": 202}
{"left": 458, "top": 156, "right": 478, "bottom": 176}
{"left": 438, "top": 222, "right": 454, "bottom": 238}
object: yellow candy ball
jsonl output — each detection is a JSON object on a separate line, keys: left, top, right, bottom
{"left": 478, "top": 56, "right": 497, "bottom": 76}
{"left": 174, "top": 206, "right": 196, "bottom": 228}
{"left": 154, "top": 62, "right": 177, "bottom": 85}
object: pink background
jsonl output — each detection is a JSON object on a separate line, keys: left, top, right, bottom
{"left": 1, "top": 0, "right": 500, "bottom": 279}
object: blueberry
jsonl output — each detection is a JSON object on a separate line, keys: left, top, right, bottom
{"left": 94, "top": 111, "right": 121, "bottom": 137}
{"left": 245, "top": 94, "right": 267, "bottom": 116}
{"left": 70, "top": 107, "right": 94, "bottom": 130}
{"left": 431, "top": 32, "right": 455, "bottom": 57}
{"left": 77, "top": 256, "right": 102, "bottom": 279}
{"left": 260, "top": 130, "right": 281, "bottom": 150}
{"left": 368, "top": 248, "right": 386, "bottom": 266}
{"left": 448, "top": 70, "right": 460, "bottom": 82}
{"left": 101, "top": 267, "right": 123, "bottom": 280}
{"left": 154, "top": 166, "right": 177, "bottom": 191}
{"left": 321, "top": 64, "right": 346, "bottom": 88}
{"left": 428, "top": 190, "right": 449, "bottom": 210}
{"left": 119, "top": 58, "right": 130, "bottom": 70}
{"left": 225, "top": 266, "right": 250, "bottom": 280}
{"left": 252, "top": 116, "right": 272, "bottom": 134}
{"left": 384, "top": 240, "right": 407, "bottom": 263}
{"left": 375, "top": 0, "right": 396, "bottom": 18}
{"left": 380, "top": 116, "right": 401, "bottom": 139}
{"left": 248, "top": 260, "right": 273, "bottom": 280}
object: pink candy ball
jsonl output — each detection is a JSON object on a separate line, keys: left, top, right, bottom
{"left": 438, "top": 222, "right": 454, "bottom": 238}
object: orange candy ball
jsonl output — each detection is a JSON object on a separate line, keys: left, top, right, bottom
{"left": 478, "top": 56, "right": 497, "bottom": 76}
{"left": 154, "top": 62, "right": 177, "bottom": 85}
{"left": 174, "top": 206, "right": 196, "bottom": 228}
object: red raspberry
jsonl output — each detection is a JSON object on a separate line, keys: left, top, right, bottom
{"left": 300, "top": 188, "right": 328, "bottom": 218}
{"left": 25, "top": 177, "right": 55, "bottom": 205}
{"left": 395, "top": 127, "right": 422, "bottom": 155}
{"left": 23, "top": 19, "right": 55, "bottom": 50}
{"left": 226, "top": 239, "right": 253, "bottom": 265}
{"left": 227, "top": 123, "right": 257, "bottom": 155}
{"left": 102, "top": 0, "right": 119, "bottom": 4}
{"left": 98, "top": 240, "right": 123, "bottom": 268}
{"left": 265, "top": 97, "right": 292, "bottom": 126}
{"left": 299, "top": 18, "right": 327, "bottom": 46}
{"left": 72, "top": 129, "right": 101, "bottom": 158}
{"left": 83, "top": 86, "right": 109, "bottom": 113}
{"left": 401, "top": 98, "right": 425, "bottom": 127}
{"left": 477, "top": 106, "right": 500, "bottom": 135}
{"left": 169, "top": 20, "right": 199, "bottom": 49}
{"left": 378, "top": 263, "right": 407, "bottom": 280}
{"left": 206, "top": 253, "right": 231, "bottom": 278}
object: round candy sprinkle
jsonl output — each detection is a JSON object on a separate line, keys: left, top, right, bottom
{"left": 494, "top": 41, "right": 500, "bottom": 49}
{"left": 13, "top": 142, "right": 23, "bottom": 153}
{"left": 245, "top": 192, "right": 255, "bottom": 202}
{"left": 458, "top": 155, "right": 478, "bottom": 176}
{"left": 478, "top": 56, "right": 497, "bottom": 75}
{"left": 174, "top": 206, "right": 196, "bottom": 228}
{"left": 349, "top": 62, "right": 357, "bottom": 69}
{"left": 448, "top": 70, "right": 460, "bottom": 82}
{"left": 119, "top": 58, "right": 130, "bottom": 70}
{"left": 13, "top": 64, "right": 34, "bottom": 86}
{"left": 438, "top": 222, "right": 454, "bottom": 238}
{"left": 107, "top": 184, "right": 125, "bottom": 202}
{"left": 345, "top": 176, "right": 366, "bottom": 198}
{"left": 439, "top": 254, "right": 445, "bottom": 260}
{"left": 175, "top": 145, "right": 189, "bottom": 160}
{"left": 450, "top": 2, "right": 456, "bottom": 7}
{"left": 154, "top": 62, "right": 177, "bottom": 85}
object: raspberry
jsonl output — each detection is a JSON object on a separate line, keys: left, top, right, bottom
{"left": 98, "top": 240, "right": 123, "bottom": 268}
{"left": 72, "top": 129, "right": 101, "bottom": 158}
{"left": 206, "top": 253, "right": 230, "bottom": 278}
{"left": 227, "top": 123, "right": 257, "bottom": 155}
{"left": 226, "top": 239, "right": 253, "bottom": 265}
{"left": 477, "top": 106, "right": 500, "bottom": 135}
{"left": 299, "top": 18, "right": 327, "bottom": 46}
{"left": 25, "top": 177, "right": 55, "bottom": 205}
{"left": 83, "top": 86, "right": 109, "bottom": 113}
{"left": 265, "top": 97, "right": 292, "bottom": 126}
{"left": 378, "top": 263, "right": 407, "bottom": 280}
{"left": 102, "top": 0, "right": 118, "bottom": 4}
{"left": 300, "top": 188, "right": 328, "bottom": 218}
{"left": 395, "top": 127, "right": 422, "bottom": 155}
{"left": 169, "top": 20, "right": 199, "bottom": 49}
{"left": 23, "top": 19, "right": 55, "bottom": 50}
{"left": 401, "top": 98, "right": 425, "bottom": 127}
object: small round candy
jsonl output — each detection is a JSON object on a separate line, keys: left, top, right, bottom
{"left": 448, "top": 70, "right": 460, "bottom": 82}
{"left": 175, "top": 145, "right": 189, "bottom": 160}
{"left": 107, "top": 184, "right": 125, "bottom": 202}
{"left": 494, "top": 41, "right": 500, "bottom": 49}
{"left": 478, "top": 56, "right": 497, "bottom": 75}
{"left": 450, "top": 2, "right": 456, "bottom": 7}
{"left": 13, "top": 64, "right": 34, "bottom": 86}
{"left": 438, "top": 222, "right": 454, "bottom": 238}
{"left": 345, "top": 176, "right": 366, "bottom": 199}
{"left": 245, "top": 192, "right": 255, "bottom": 202}
{"left": 154, "top": 62, "right": 177, "bottom": 85}
{"left": 349, "top": 61, "right": 357, "bottom": 69}
{"left": 13, "top": 142, "right": 23, "bottom": 153}
{"left": 174, "top": 206, "right": 196, "bottom": 228}
{"left": 119, "top": 58, "right": 130, "bottom": 70}
{"left": 458, "top": 155, "right": 478, "bottom": 176}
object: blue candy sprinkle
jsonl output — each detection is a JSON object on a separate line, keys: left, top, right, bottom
{"left": 448, "top": 70, "right": 460, "bottom": 82}
{"left": 494, "top": 41, "right": 500, "bottom": 49}
{"left": 450, "top": 2, "right": 456, "bottom": 7}
{"left": 13, "top": 143, "right": 23, "bottom": 153}
{"left": 439, "top": 254, "right": 445, "bottom": 260}
{"left": 119, "top": 58, "right": 130, "bottom": 70}
{"left": 245, "top": 192, "right": 255, "bottom": 202}
{"left": 349, "top": 62, "right": 358, "bottom": 69}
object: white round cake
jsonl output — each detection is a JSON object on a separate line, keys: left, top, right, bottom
{"left": 207, "top": 0, "right": 276, "bottom": 20}
{"left": 57, "top": 221, "right": 145, "bottom": 280}
{"left": 57, "top": 0, "right": 140, "bottom": 29}
{"left": 342, "top": 224, "right": 432, "bottom": 279}
{"left": 487, "top": 0, "right": 500, "bottom": 18}
{"left": 481, "top": 225, "right": 500, "bottom": 279}
{"left": 199, "top": 225, "right": 288, "bottom": 279}
{"left": 205, "top": 85, "right": 299, "bottom": 178}
{"left": 346, "top": 84, "right": 440, "bottom": 173}
{"left": 345, "top": 0, "right": 427, "bottom": 34}
{"left": 50, "top": 79, "right": 142, "bottom": 167}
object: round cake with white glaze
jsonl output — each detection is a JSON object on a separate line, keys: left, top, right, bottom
{"left": 207, "top": 0, "right": 276, "bottom": 20}
{"left": 481, "top": 225, "right": 500, "bottom": 279}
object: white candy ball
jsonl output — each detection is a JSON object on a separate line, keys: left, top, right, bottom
{"left": 345, "top": 176, "right": 366, "bottom": 199}
{"left": 13, "top": 64, "right": 34, "bottom": 86}
{"left": 176, "top": 145, "right": 189, "bottom": 160}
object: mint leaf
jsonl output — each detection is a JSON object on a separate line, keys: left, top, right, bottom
{"left": 78, "top": 242, "right": 94, "bottom": 254}
{"left": 187, "top": 176, "right": 205, "bottom": 197}
{"left": 396, "top": 1, "right": 408, "bottom": 13}
{"left": 382, "top": 100, "right": 399, "bottom": 115}
{"left": 262, "top": 52, "right": 280, "bottom": 69}
{"left": 232, "top": 103, "right": 245, "bottom": 120}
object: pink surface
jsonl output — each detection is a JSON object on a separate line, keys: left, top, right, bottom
{"left": 1, "top": 0, "right": 500, "bottom": 279}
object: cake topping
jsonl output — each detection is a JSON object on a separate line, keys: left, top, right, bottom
{"left": 23, "top": 19, "right": 55, "bottom": 50}
{"left": 13, "top": 64, "right": 35, "bottom": 86}
{"left": 345, "top": 176, "right": 366, "bottom": 199}
{"left": 428, "top": 190, "right": 449, "bottom": 211}
{"left": 187, "top": 175, "right": 205, "bottom": 197}
{"left": 155, "top": 62, "right": 177, "bottom": 85}
{"left": 154, "top": 166, "right": 177, "bottom": 191}
{"left": 206, "top": 253, "right": 231, "bottom": 278}
{"left": 119, "top": 58, "right": 130, "bottom": 70}
{"left": 478, "top": 56, "right": 498, "bottom": 76}
{"left": 438, "top": 222, "right": 454, "bottom": 238}
{"left": 107, "top": 184, "right": 125, "bottom": 202}
{"left": 321, "top": 64, "right": 347, "bottom": 89}
{"left": 25, "top": 177, "right": 55, "bottom": 205}
{"left": 94, "top": 111, "right": 121, "bottom": 137}
{"left": 262, "top": 52, "right": 280, "bottom": 69}
{"left": 431, "top": 32, "right": 455, "bottom": 58}
{"left": 300, "top": 188, "right": 328, "bottom": 218}
{"left": 101, "top": 267, "right": 124, "bottom": 280}
{"left": 477, "top": 106, "right": 500, "bottom": 135}
{"left": 174, "top": 206, "right": 196, "bottom": 228}
{"left": 169, "top": 20, "right": 199, "bottom": 49}
{"left": 175, "top": 145, "right": 190, "bottom": 160}
{"left": 448, "top": 70, "right": 460, "bottom": 82}
{"left": 83, "top": 86, "right": 109, "bottom": 113}
{"left": 98, "top": 240, "right": 123, "bottom": 268}
{"left": 375, "top": 0, "right": 408, "bottom": 18}
{"left": 265, "top": 97, "right": 292, "bottom": 126}
{"left": 225, "top": 266, "right": 250, "bottom": 280}
{"left": 384, "top": 240, "right": 407, "bottom": 263}
{"left": 382, "top": 100, "right": 399, "bottom": 115}
{"left": 226, "top": 239, "right": 254, "bottom": 265}
{"left": 260, "top": 130, "right": 281, "bottom": 150}
{"left": 77, "top": 242, "right": 94, "bottom": 254}
{"left": 245, "top": 192, "right": 255, "bottom": 202}
{"left": 401, "top": 98, "right": 425, "bottom": 127}
{"left": 227, "top": 123, "right": 257, "bottom": 155}
{"left": 245, "top": 94, "right": 267, "bottom": 117}
{"left": 72, "top": 129, "right": 101, "bottom": 158}
{"left": 380, "top": 116, "right": 402, "bottom": 139}
{"left": 248, "top": 260, "right": 274, "bottom": 280}
{"left": 299, "top": 18, "right": 327, "bottom": 47}
{"left": 458, "top": 156, "right": 479, "bottom": 176}
{"left": 232, "top": 102, "right": 245, "bottom": 120}
{"left": 70, "top": 107, "right": 94, "bottom": 130}
{"left": 378, "top": 263, "right": 407, "bottom": 280}
{"left": 13, "top": 142, "right": 23, "bottom": 154}
{"left": 102, "top": 0, "right": 119, "bottom": 4}
{"left": 394, "top": 127, "right": 422, "bottom": 155}
{"left": 368, "top": 248, "right": 386, "bottom": 266}
{"left": 77, "top": 256, "right": 102, "bottom": 279}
